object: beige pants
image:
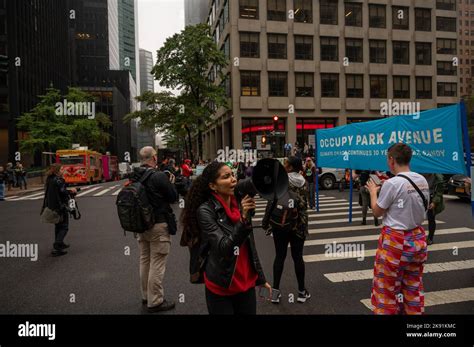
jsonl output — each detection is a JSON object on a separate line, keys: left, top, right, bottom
{"left": 138, "top": 223, "right": 170, "bottom": 307}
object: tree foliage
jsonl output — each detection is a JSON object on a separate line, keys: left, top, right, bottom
{"left": 17, "top": 87, "right": 112, "bottom": 155}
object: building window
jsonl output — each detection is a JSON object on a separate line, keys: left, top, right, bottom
{"left": 369, "top": 40, "right": 386, "bottom": 63}
{"left": 240, "top": 0, "right": 259, "bottom": 19}
{"left": 240, "top": 32, "right": 260, "bottom": 58}
{"left": 437, "top": 82, "right": 457, "bottom": 96}
{"left": 437, "top": 17, "right": 457, "bottom": 32}
{"left": 393, "top": 41, "right": 410, "bottom": 64}
{"left": 416, "top": 77, "right": 432, "bottom": 99}
{"left": 346, "top": 38, "right": 363, "bottom": 63}
{"left": 268, "top": 34, "right": 287, "bottom": 59}
{"left": 221, "top": 35, "right": 230, "bottom": 59}
{"left": 321, "top": 74, "right": 339, "bottom": 97}
{"left": 437, "top": 38, "right": 457, "bottom": 55}
{"left": 370, "top": 75, "right": 387, "bottom": 98}
{"left": 241, "top": 71, "right": 260, "bottom": 96}
{"left": 294, "top": 0, "right": 312, "bottom": 23}
{"left": 437, "top": 61, "right": 457, "bottom": 75}
{"left": 345, "top": 2, "right": 362, "bottom": 27}
{"left": 320, "top": 37, "right": 338, "bottom": 61}
{"left": 295, "top": 35, "right": 313, "bottom": 60}
{"left": 224, "top": 0, "right": 230, "bottom": 24}
{"left": 415, "top": 8, "right": 431, "bottom": 31}
{"left": 320, "top": 0, "right": 338, "bottom": 25}
{"left": 295, "top": 73, "right": 314, "bottom": 97}
{"left": 393, "top": 76, "right": 410, "bottom": 98}
{"left": 415, "top": 42, "right": 432, "bottom": 65}
{"left": 346, "top": 74, "right": 363, "bottom": 98}
{"left": 267, "top": 0, "right": 286, "bottom": 21}
{"left": 436, "top": 0, "right": 456, "bottom": 11}
{"left": 369, "top": 4, "right": 386, "bottom": 28}
{"left": 268, "top": 72, "right": 288, "bottom": 96}
{"left": 392, "top": 6, "right": 409, "bottom": 30}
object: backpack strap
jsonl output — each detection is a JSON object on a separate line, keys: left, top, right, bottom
{"left": 139, "top": 168, "right": 155, "bottom": 184}
{"left": 397, "top": 174, "right": 428, "bottom": 211}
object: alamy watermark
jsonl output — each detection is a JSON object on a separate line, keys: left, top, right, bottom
{"left": 325, "top": 242, "right": 365, "bottom": 261}
{"left": 0, "top": 241, "right": 38, "bottom": 261}
{"left": 380, "top": 100, "right": 421, "bottom": 119}
{"left": 18, "top": 321, "right": 55, "bottom": 341}
{"left": 216, "top": 146, "right": 257, "bottom": 164}
{"left": 55, "top": 99, "right": 96, "bottom": 119}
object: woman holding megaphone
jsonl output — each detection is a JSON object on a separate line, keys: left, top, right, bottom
{"left": 181, "top": 161, "right": 271, "bottom": 314}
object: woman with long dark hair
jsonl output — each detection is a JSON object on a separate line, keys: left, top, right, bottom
{"left": 181, "top": 161, "right": 270, "bottom": 314}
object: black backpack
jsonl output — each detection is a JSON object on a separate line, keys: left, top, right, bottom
{"left": 116, "top": 169, "right": 155, "bottom": 233}
{"left": 269, "top": 190, "right": 300, "bottom": 229}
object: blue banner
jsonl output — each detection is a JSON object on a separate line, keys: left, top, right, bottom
{"left": 316, "top": 105, "right": 467, "bottom": 175}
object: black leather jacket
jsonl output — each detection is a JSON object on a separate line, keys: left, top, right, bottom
{"left": 197, "top": 195, "right": 266, "bottom": 289}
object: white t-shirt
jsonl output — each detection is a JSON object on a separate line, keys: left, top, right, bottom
{"left": 376, "top": 171, "right": 430, "bottom": 230}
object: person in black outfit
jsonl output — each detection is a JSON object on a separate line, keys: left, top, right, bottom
{"left": 355, "top": 170, "right": 379, "bottom": 226}
{"left": 180, "top": 161, "right": 270, "bottom": 314}
{"left": 42, "top": 164, "right": 77, "bottom": 257}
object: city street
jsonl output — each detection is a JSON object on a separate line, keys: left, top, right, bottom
{"left": 1, "top": 180, "right": 473, "bottom": 315}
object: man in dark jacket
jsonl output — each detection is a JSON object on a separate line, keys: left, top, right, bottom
{"left": 133, "top": 146, "right": 178, "bottom": 313}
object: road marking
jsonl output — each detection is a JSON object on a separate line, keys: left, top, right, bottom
{"left": 253, "top": 209, "right": 373, "bottom": 222}
{"left": 8, "top": 191, "right": 45, "bottom": 201}
{"left": 443, "top": 195, "right": 462, "bottom": 200}
{"left": 305, "top": 227, "right": 474, "bottom": 247}
{"left": 307, "top": 220, "right": 444, "bottom": 235}
{"left": 360, "top": 287, "right": 474, "bottom": 310}
{"left": 303, "top": 240, "right": 474, "bottom": 263}
{"left": 27, "top": 194, "right": 45, "bottom": 200}
{"left": 76, "top": 186, "right": 103, "bottom": 197}
{"left": 93, "top": 185, "right": 120, "bottom": 196}
{"left": 325, "top": 259, "right": 474, "bottom": 283}
{"left": 111, "top": 186, "right": 123, "bottom": 196}
{"left": 253, "top": 205, "right": 364, "bottom": 216}
{"left": 4, "top": 195, "right": 19, "bottom": 200}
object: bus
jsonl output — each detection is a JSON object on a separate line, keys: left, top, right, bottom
{"left": 56, "top": 149, "right": 103, "bottom": 185}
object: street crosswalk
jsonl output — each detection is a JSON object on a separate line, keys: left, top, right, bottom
{"left": 252, "top": 195, "right": 474, "bottom": 313}
{"left": 5, "top": 183, "right": 125, "bottom": 201}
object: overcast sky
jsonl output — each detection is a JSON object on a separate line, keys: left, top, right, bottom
{"left": 137, "top": 0, "right": 185, "bottom": 92}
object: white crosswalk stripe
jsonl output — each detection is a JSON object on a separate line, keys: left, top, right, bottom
{"left": 76, "top": 186, "right": 103, "bottom": 197}
{"left": 360, "top": 287, "right": 474, "bottom": 310}
{"left": 325, "top": 259, "right": 474, "bottom": 283}
{"left": 93, "top": 185, "right": 120, "bottom": 196}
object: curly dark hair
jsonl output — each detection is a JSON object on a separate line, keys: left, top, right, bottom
{"left": 180, "top": 161, "right": 226, "bottom": 248}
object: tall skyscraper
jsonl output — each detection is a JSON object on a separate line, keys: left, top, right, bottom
{"left": 118, "top": 0, "right": 139, "bottom": 83}
{"left": 137, "top": 49, "right": 156, "bottom": 150}
{"left": 184, "top": 0, "right": 209, "bottom": 26}
{"left": 202, "top": 0, "right": 459, "bottom": 160}
{"left": 0, "top": 0, "right": 71, "bottom": 164}
{"left": 458, "top": 1, "right": 474, "bottom": 97}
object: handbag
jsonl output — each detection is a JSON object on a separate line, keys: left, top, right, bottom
{"left": 40, "top": 207, "right": 62, "bottom": 224}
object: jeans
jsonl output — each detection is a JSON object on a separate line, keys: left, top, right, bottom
{"left": 0, "top": 182, "right": 5, "bottom": 200}
{"left": 205, "top": 287, "right": 256, "bottom": 315}
{"left": 17, "top": 176, "right": 27, "bottom": 189}
{"left": 272, "top": 226, "right": 306, "bottom": 292}
{"left": 54, "top": 211, "right": 69, "bottom": 250}
{"left": 360, "top": 187, "right": 379, "bottom": 223}
{"left": 307, "top": 180, "right": 315, "bottom": 208}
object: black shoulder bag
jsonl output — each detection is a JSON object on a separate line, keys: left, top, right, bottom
{"left": 397, "top": 174, "right": 428, "bottom": 212}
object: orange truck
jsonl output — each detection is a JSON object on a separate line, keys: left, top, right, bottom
{"left": 56, "top": 149, "right": 103, "bottom": 185}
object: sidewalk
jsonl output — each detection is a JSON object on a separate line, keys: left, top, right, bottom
{"left": 4, "top": 176, "right": 45, "bottom": 197}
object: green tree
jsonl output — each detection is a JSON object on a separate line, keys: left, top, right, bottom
{"left": 17, "top": 87, "right": 112, "bottom": 160}
{"left": 127, "top": 24, "right": 228, "bottom": 160}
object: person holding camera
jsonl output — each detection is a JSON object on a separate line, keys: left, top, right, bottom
{"left": 421, "top": 173, "right": 445, "bottom": 245}
{"left": 132, "top": 147, "right": 178, "bottom": 313}
{"left": 262, "top": 156, "right": 311, "bottom": 304}
{"left": 41, "top": 164, "right": 77, "bottom": 257}
{"left": 181, "top": 161, "right": 270, "bottom": 315}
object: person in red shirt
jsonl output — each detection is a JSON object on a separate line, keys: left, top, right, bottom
{"left": 181, "top": 159, "right": 193, "bottom": 178}
{"left": 180, "top": 161, "right": 271, "bottom": 314}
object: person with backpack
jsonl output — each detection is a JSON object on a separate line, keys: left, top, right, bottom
{"left": 262, "top": 156, "right": 311, "bottom": 304}
{"left": 124, "top": 146, "right": 178, "bottom": 313}
{"left": 421, "top": 173, "right": 445, "bottom": 245}
{"left": 15, "top": 162, "right": 27, "bottom": 190}
{"left": 41, "top": 164, "right": 77, "bottom": 257}
{"left": 6, "top": 162, "right": 15, "bottom": 190}
{"left": 0, "top": 166, "right": 6, "bottom": 201}
{"left": 180, "top": 161, "right": 270, "bottom": 315}
{"left": 367, "top": 143, "right": 429, "bottom": 315}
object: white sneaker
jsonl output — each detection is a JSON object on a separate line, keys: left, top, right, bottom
{"left": 271, "top": 291, "right": 282, "bottom": 304}
{"left": 297, "top": 289, "right": 311, "bottom": 303}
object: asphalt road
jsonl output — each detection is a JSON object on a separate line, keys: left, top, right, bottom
{"left": 0, "top": 180, "right": 473, "bottom": 315}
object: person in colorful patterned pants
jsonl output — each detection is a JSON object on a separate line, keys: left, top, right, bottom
{"left": 367, "top": 143, "right": 430, "bottom": 315}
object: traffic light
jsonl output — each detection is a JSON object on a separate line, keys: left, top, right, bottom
{"left": 273, "top": 115, "right": 279, "bottom": 131}
{"left": 261, "top": 135, "right": 266, "bottom": 144}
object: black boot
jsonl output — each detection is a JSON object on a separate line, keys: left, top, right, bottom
{"left": 374, "top": 218, "right": 379, "bottom": 226}
{"left": 361, "top": 217, "right": 367, "bottom": 225}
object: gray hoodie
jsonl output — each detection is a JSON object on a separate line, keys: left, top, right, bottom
{"left": 288, "top": 172, "right": 306, "bottom": 188}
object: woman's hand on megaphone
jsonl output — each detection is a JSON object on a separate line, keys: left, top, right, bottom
{"left": 241, "top": 195, "right": 256, "bottom": 221}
